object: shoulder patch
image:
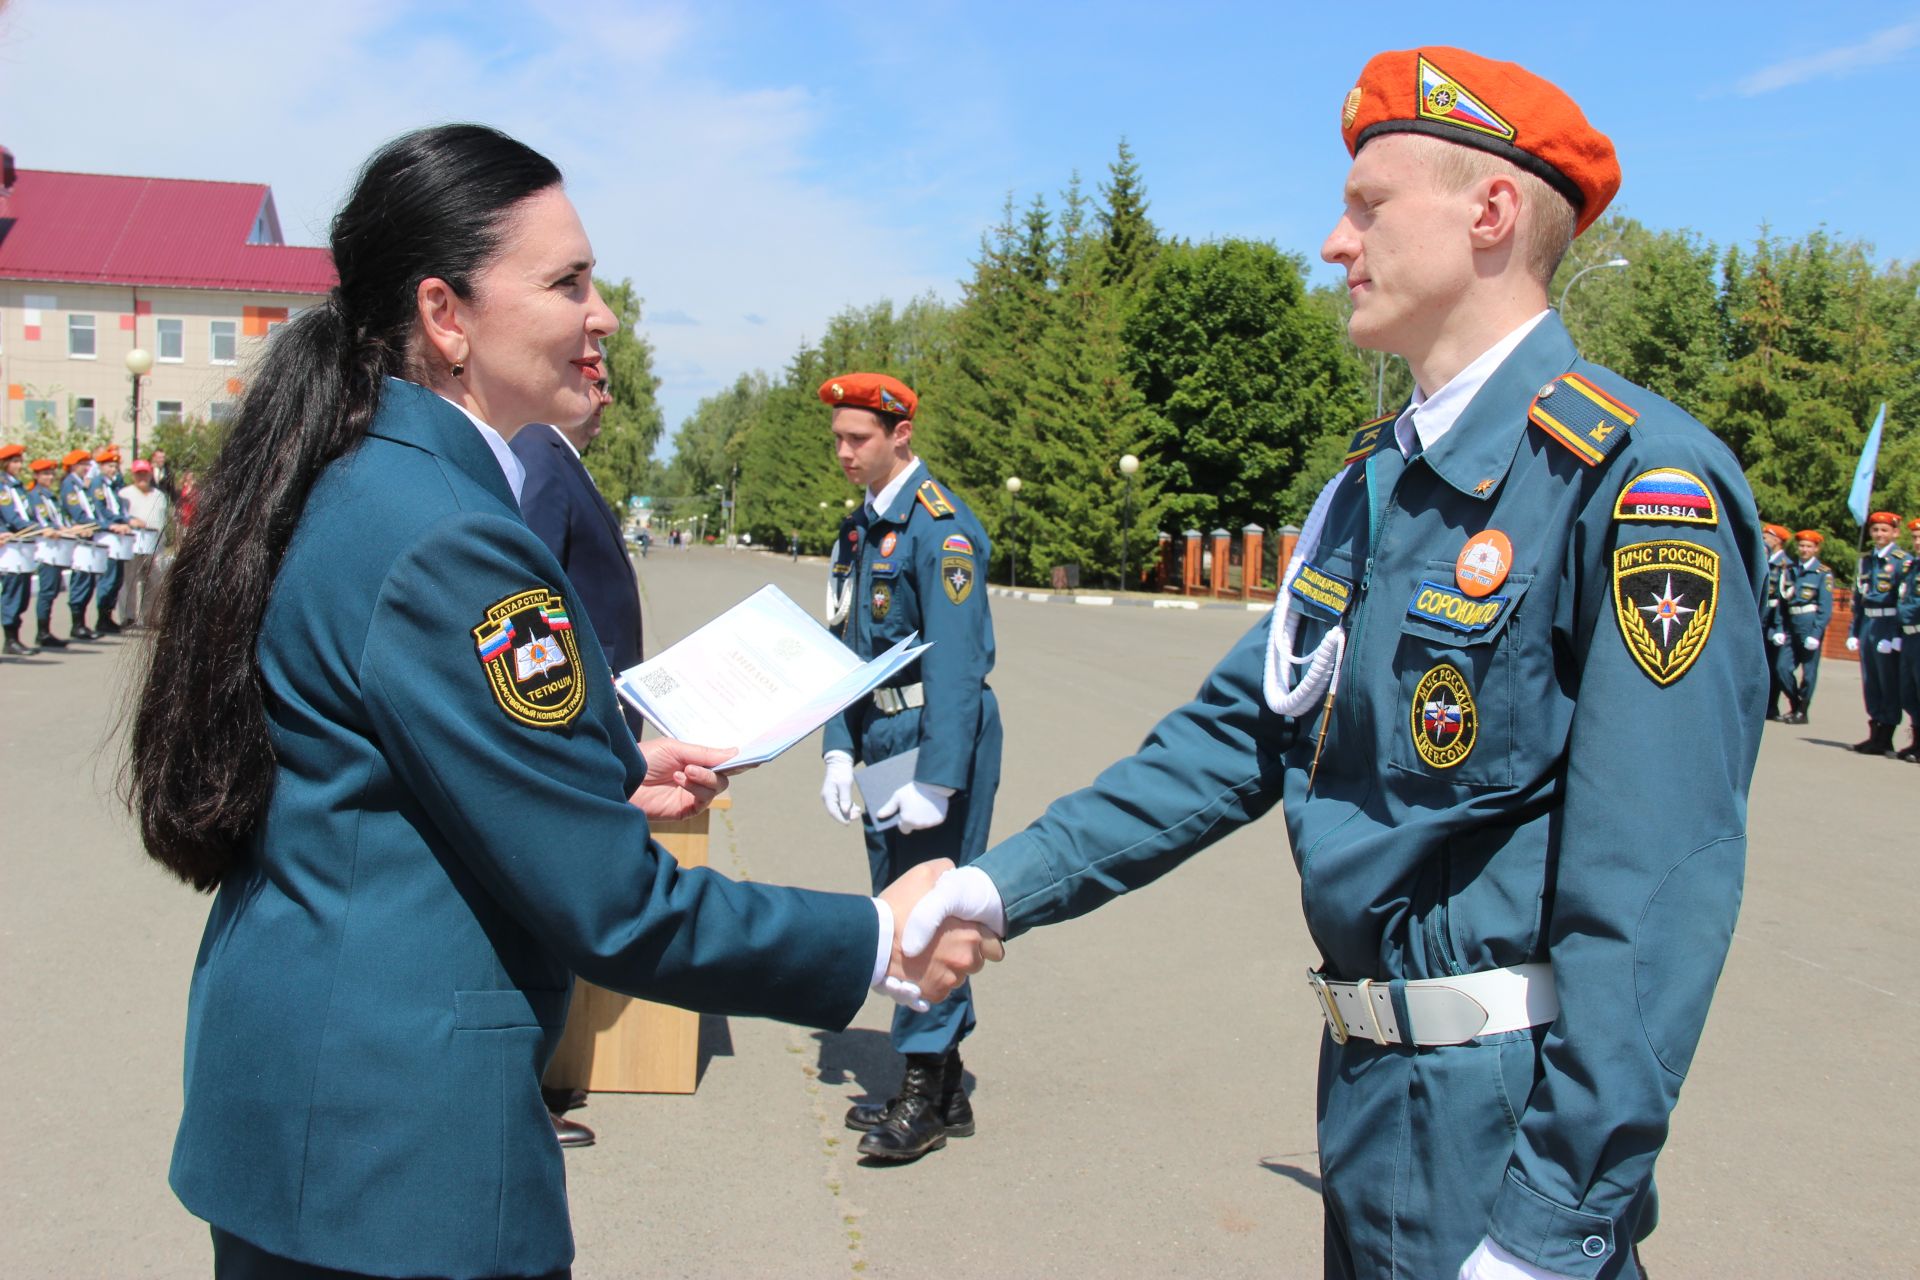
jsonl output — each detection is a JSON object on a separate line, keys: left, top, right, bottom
{"left": 915, "top": 480, "right": 956, "bottom": 520}
{"left": 1529, "top": 373, "right": 1637, "bottom": 467}
{"left": 1613, "top": 468, "right": 1719, "bottom": 527}
{"left": 472, "top": 588, "right": 587, "bottom": 729}
{"left": 1344, "top": 412, "right": 1397, "bottom": 466}
{"left": 941, "top": 556, "right": 975, "bottom": 605}
{"left": 1612, "top": 540, "right": 1718, "bottom": 686}
{"left": 941, "top": 533, "right": 974, "bottom": 555}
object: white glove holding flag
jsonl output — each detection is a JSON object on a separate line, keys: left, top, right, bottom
{"left": 875, "top": 780, "right": 951, "bottom": 833}
{"left": 821, "top": 751, "right": 860, "bottom": 825}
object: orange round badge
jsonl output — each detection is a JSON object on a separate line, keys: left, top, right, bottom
{"left": 880, "top": 531, "right": 898, "bottom": 556}
{"left": 1455, "top": 530, "right": 1512, "bottom": 598}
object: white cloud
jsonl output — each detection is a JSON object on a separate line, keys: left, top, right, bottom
{"left": 1736, "top": 17, "right": 1920, "bottom": 96}
{"left": 0, "top": 0, "right": 954, "bottom": 431}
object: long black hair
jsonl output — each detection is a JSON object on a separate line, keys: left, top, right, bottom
{"left": 131, "top": 124, "right": 562, "bottom": 890}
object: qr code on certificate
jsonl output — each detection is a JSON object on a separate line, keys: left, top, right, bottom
{"left": 641, "top": 670, "right": 678, "bottom": 698}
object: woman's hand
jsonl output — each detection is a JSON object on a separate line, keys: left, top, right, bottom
{"left": 629, "top": 739, "right": 736, "bottom": 820}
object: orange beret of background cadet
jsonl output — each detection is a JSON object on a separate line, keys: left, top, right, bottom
{"left": 0, "top": 443, "right": 24, "bottom": 461}
{"left": 30, "top": 458, "right": 55, "bottom": 473}
{"left": 1795, "top": 529, "right": 1824, "bottom": 545}
{"left": 95, "top": 445, "right": 121, "bottom": 463}
{"left": 62, "top": 448, "right": 92, "bottom": 469}
{"left": 1866, "top": 510, "right": 1900, "bottom": 529}
{"left": 818, "top": 372, "right": 918, "bottom": 420}
{"left": 1762, "top": 523, "right": 1791, "bottom": 543}
{"left": 1910, "top": 517, "right": 1920, "bottom": 533}
{"left": 1340, "top": 46, "right": 1621, "bottom": 235}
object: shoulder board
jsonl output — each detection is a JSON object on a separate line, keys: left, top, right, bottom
{"left": 1528, "top": 372, "right": 1636, "bottom": 467}
{"left": 915, "top": 479, "right": 956, "bottom": 520}
{"left": 1343, "top": 412, "right": 1397, "bottom": 466}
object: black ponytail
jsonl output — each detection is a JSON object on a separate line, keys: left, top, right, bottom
{"left": 131, "top": 124, "right": 562, "bottom": 890}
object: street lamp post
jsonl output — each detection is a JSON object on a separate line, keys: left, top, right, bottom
{"left": 125, "top": 347, "right": 153, "bottom": 457}
{"left": 1557, "top": 257, "right": 1629, "bottom": 321}
{"left": 1118, "top": 453, "right": 1139, "bottom": 591}
{"left": 1004, "top": 476, "right": 1022, "bottom": 588}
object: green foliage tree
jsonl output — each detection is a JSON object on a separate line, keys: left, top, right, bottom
{"left": 580, "top": 277, "right": 666, "bottom": 515}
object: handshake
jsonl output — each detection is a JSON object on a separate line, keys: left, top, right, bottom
{"left": 873, "top": 860, "right": 1006, "bottom": 1012}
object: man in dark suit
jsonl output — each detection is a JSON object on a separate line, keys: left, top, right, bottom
{"left": 511, "top": 374, "right": 645, "bottom": 1149}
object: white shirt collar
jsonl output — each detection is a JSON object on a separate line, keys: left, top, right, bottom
{"left": 867, "top": 457, "right": 923, "bottom": 517}
{"left": 1394, "top": 310, "right": 1552, "bottom": 459}
{"left": 548, "top": 427, "right": 583, "bottom": 462}
{"left": 418, "top": 383, "right": 524, "bottom": 507}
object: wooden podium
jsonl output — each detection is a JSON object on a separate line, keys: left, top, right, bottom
{"left": 543, "top": 797, "right": 729, "bottom": 1095}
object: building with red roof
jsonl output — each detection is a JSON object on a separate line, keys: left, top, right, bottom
{"left": 1, "top": 146, "right": 337, "bottom": 447}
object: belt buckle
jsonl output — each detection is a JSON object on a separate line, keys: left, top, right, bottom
{"left": 1307, "top": 970, "right": 1348, "bottom": 1045}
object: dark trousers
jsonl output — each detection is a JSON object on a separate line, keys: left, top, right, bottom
{"left": 96, "top": 555, "right": 124, "bottom": 619}
{"left": 1858, "top": 616, "right": 1903, "bottom": 725}
{"left": 34, "top": 563, "right": 62, "bottom": 624}
{"left": 212, "top": 1228, "right": 571, "bottom": 1280}
{"left": 1777, "top": 641, "right": 1819, "bottom": 710}
{"left": 1900, "top": 634, "right": 1920, "bottom": 725}
{"left": 1764, "top": 638, "right": 1788, "bottom": 714}
{"left": 0, "top": 571, "right": 28, "bottom": 627}
{"left": 68, "top": 568, "right": 96, "bottom": 619}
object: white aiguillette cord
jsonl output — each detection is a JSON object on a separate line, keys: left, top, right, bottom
{"left": 1263, "top": 472, "right": 1349, "bottom": 778}
{"left": 825, "top": 541, "right": 853, "bottom": 626}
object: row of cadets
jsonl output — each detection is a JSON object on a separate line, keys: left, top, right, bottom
{"left": 0, "top": 444, "right": 37, "bottom": 653}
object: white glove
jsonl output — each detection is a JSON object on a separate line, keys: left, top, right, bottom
{"left": 1893, "top": 637, "right": 1904, "bottom": 652}
{"left": 1458, "top": 1237, "right": 1577, "bottom": 1280}
{"left": 867, "top": 898, "right": 928, "bottom": 1013}
{"left": 1804, "top": 636, "right": 1820, "bottom": 651}
{"left": 1876, "top": 638, "right": 1894, "bottom": 654}
{"left": 821, "top": 751, "right": 860, "bottom": 825}
{"left": 1845, "top": 636, "right": 1859, "bottom": 653}
{"left": 902, "top": 866, "right": 1007, "bottom": 956}
{"left": 874, "top": 780, "right": 951, "bottom": 833}
{"left": 1770, "top": 632, "right": 1787, "bottom": 646}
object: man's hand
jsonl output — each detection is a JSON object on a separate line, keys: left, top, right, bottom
{"left": 874, "top": 780, "right": 950, "bottom": 833}
{"left": 629, "top": 739, "right": 733, "bottom": 820}
{"left": 1804, "top": 635, "right": 1821, "bottom": 651}
{"left": 878, "top": 859, "right": 1002, "bottom": 1010}
{"left": 901, "top": 865, "right": 1007, "bottom": 955}
{"left": 1875, "top": 638, "right": 1895, "bottom": 654}
{"left": 821, "top": 751, "right": 860, "bottom": 825}
{"left": 1845, "top": 635, "right": 1859, "bottom": 653}
{"left": 1769, "top": 631, "right": 1787, "bottom": 646}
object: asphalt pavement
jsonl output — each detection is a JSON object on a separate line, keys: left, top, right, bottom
{"left": 2, "top": 546, "right": 1914, "bottom": 1278}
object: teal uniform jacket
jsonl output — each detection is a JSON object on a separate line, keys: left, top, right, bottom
{"left": 1898, "top": 551, "right": 1920, "bottom": 721}
{"left": 170, "top": 380, "right": 879, "bottom": 1279}
{"left": 1778, "top": 557, "right": 1833, "bottom": 713}
{"left": 972, "top": 315, "right": 1765, "bottom": 1279}
{"left": 60, "top": 469, "right": 96, "bottom": 525}
{"left": 1852, "top": 545, "right": 1912, "bottom": 724}
{"left": 0, "top": 475, "right": 32, "bottom": 534}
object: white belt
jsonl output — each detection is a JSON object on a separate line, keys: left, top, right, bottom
{"left": 1308, "top": 964, "right": 1557, "bottom": 1047}
{"left": 1862, "top": 607, "right": 1896, "bottom": 618}
{"left": 872, "top": 683, "right": 926, "bottom": 715}
{"left": 1787, "top": 604, "right": 1818, "bottom": 615}
{"left": 1906, "top": 624, "right": 1920, "bottom": 636}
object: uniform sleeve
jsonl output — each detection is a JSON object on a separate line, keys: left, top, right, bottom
{"left": 1487, "top": 442, "right": 1766, "bottom": 1278}
{"left": 1818, "top": 569, "right": 1835, "bottom": 637}
{"left": 972, "top": 618, "right": 1294, "bottom": 935}
{"left": 358, "top": 511, "right": 877, "bottom": 1030}
{"left": 910, "top": 518, "right": 992, "bottom": 791}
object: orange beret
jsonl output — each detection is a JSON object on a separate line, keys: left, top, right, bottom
{"left": 818, "top": 373, "right": 917, "bottom": 420}
{"left": 29, "top": 458, "right": 55, "bottom": 472}
{"left": 0, "top": 443, "right": 23, "bottom": 461}
{"left": 1908, "top": 517, "right": 1920, "bottom": 532}
{"left": 1794, "top": 530, "right": 1823, "bottom": 545}
{"left": 62, "top": 449, "right": 92, "bottom": 469}
{"left": 1341, "top": 47, "right": 1620, "bottom": 235}
{"left": 1761, "top": 523, "right": 1791, "bottom": 543}
{"left": 1866, "top": 510, "right": 1901, "bottom": 529}
{"left": 94, "top": 445, "right": 120, "bottom": 463}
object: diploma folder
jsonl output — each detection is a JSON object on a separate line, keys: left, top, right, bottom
{"left": 615, "top": 584, "right": 930, "bottom": 771}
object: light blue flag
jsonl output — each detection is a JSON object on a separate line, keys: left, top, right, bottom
{"left": 1846, "top": 402, "right": 1886, "bottom": 526}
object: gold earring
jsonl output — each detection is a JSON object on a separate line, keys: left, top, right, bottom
{"left": 451, "top": 361, "right": 465, "bottom": 377}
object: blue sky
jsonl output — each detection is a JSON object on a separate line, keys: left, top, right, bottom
{"left": 4, "top": 1, "right": 1914, "bottom": 439}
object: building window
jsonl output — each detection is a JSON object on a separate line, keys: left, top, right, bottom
{"left": 208, "top": 401, "right": 236, "bottom": 424}
{"left": 69, "top": 314, "right": 97, "bottom": 358}
{"left": 156, "top": 400, "right": 184, "bottom": 425}
{"left": 22, "top": 399, "right": 59, "bottom": 427}
{"left": 210, "top": 320, "right": 237, "bottom": 364}
{"left": 75, "top": 398, "right": 97, "bottom": 428}
{"left": 266, "top": 319, "right": 288, "bottom": 340}
{"left": 157, "top": 317, "right": 185, "bottom": 362}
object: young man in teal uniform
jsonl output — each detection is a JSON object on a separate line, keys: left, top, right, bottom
{"left": 1759, "top": 523, "right": 1792, "bottom": 719}
{"left": 0, "top": 443, "right": 37, "bottom": 655}
{"left": 1846, "top": 510, "right": 1910, "bottom": 754}
{"left": 817, "top": 372, "right": 1001, "bottom": 1163}
{"left": 1898, "top": 517, "right": 1920, "bottom": 761}
{"left": 905, "top": 47, "right": 1767, "bottom": 1279}
{"left": 24, "top": 459, "right": 69, "bottom": 649}
{"left": 1777, "top": 530, "right": 1833, "bottom": 723}
{"left": 58, "top": 450, "right": 101, "bottom": 640}
{"left": 88, "top": 445, "right": 136, "bottom": 634}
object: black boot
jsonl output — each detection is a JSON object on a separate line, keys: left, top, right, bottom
{"left": 845, "top": 1047, "right": 974, "bottom": 1138}
{"left": 4, "top": 624, "right": 36, "bottom": 656}
{"left": 69, "top": 614, "right": 97, "bottom": 641}
{"left": 33, "top": 620, "right": 67, "bottom": 649}
{"left": 1851, "top": 723, "right": 1882, "bottom": 753}
{"left": 1897, "top": 727, "right": 1919, "bottom": 763}
{"left": 95, "top": 615, "right": 123, "bottom": 635}
{"left": 857, "top": 1051, "right": 962, "bottom": 1162}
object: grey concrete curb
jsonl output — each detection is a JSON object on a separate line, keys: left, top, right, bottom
{"left": 987, "top": 585, "right": 1269, "bottom": 613}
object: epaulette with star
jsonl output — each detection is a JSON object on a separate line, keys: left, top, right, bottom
{"left": 1342, "top": 411, "right": 1397, "bottom": 466}
{"left": 915, "top": 479, "right": 957, "bottom": 520}
{"left": 1529, "top": 373, "right": 1636, "bottom": 467}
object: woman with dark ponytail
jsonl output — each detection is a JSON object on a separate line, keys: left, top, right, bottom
{"left": 130, "top": 125, "right": 995, "bottom": 1280}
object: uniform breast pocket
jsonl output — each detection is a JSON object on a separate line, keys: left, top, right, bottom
{"left": 1387, "top": 566, "right": 1533, "bottom": 788}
